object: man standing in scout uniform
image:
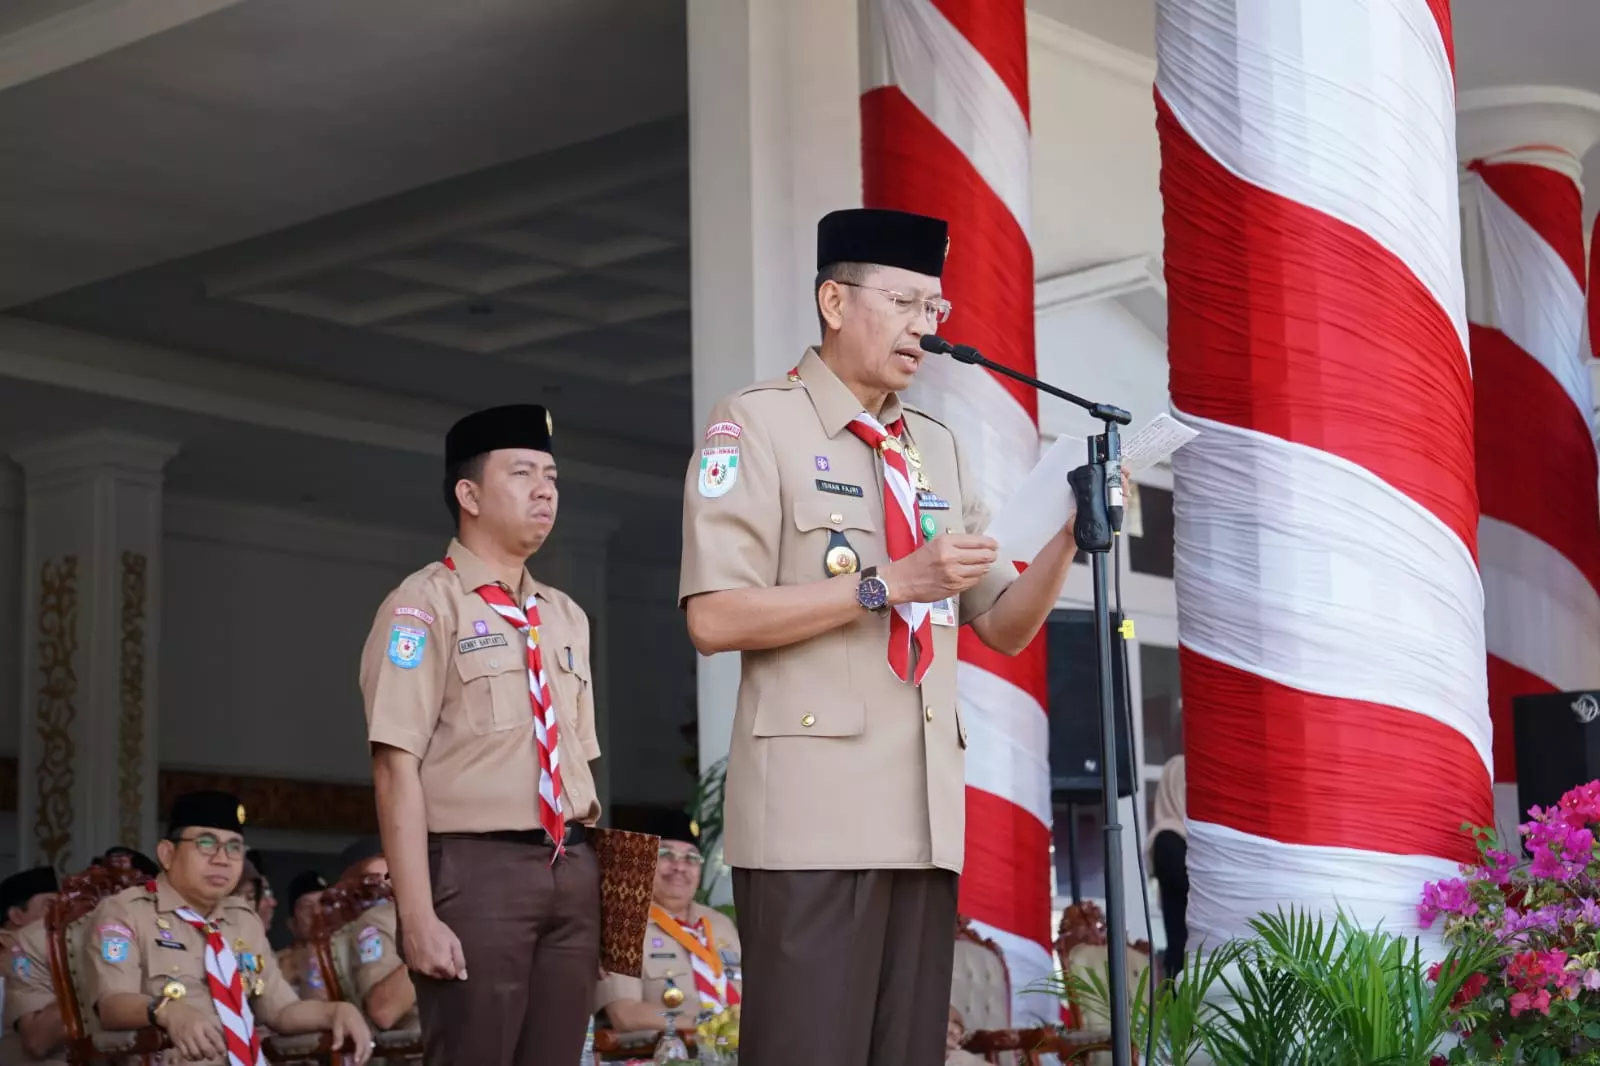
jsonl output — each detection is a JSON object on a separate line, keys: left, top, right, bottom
{"left": 361, "top": 404, "right": 604, "bottom": 1066}
{"left": 87, "top": 790, "right": 373, "bottom": 1065}
{"left": 680, "top": 208, "right": 1082, "bottom": 1065}
{"left": 595, "top": 813, "right": 740, "bottom": 1034}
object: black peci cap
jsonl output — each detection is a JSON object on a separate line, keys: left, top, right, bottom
{"left": 286, "top": 870, "right": 328, "bottom": 911}
{"left": 0, "top": 866, "right": 58, "bottom": 916}
{"left": 167, "top": 790, "right": 246, "bottom": 836}
{"left": 650, "top": 810, "right": 700, "bottom": 847}
{"left": 445, "top": 405, "right": 554, "bottom": 468}
{"left": 817, "top": 208, "right": 949, "bottom": 278}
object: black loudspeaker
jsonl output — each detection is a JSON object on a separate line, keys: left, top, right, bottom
{"left": 1515, "top": 690, "right": 1600, "bottom": 818}
{"left": 1046, "top": 607, "right": 1136, "bottom": 801}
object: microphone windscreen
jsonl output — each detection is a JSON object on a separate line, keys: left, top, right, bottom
{"left": 919, "top": 335, "right": 954, "bottom": 355}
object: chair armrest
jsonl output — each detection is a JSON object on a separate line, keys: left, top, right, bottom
{"left": 966, "top": 1026, "right": 1116, "bottom": 1061}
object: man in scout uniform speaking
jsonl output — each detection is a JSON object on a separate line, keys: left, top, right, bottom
{"left": 88, "top": 790, "right": 372, "bottom": 1064}
{"left": 361, "top": 404, "right": 604, "bottom": 1066}
{"left": 595, "top": 813, "right": 740, "bottom": 1035}
{"left": 680, "top": 208, "right": 1081, "bottom": 1065}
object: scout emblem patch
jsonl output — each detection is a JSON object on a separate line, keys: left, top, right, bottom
{"left": 698, "top": 446, "right": 739, "bottom": 498}
{"left": 101, "top": 934, "right": 130, "bottom": 964}
{"left": 388, "top": 625, "right": 426, "bottom": 669}
{"left": 358, "top": 926, "right": 383, "bottom": 964}
{"left": 11, "top": 951, "right": 28, "bottom": 978}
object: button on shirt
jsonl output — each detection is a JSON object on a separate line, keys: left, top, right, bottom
{"left": 679, "top": 348, "right": 1017, "bottom": 873}
{"left": 3, "top": 920, "right": 64, "bottom": 1066}
{"left": 360, "top": 539, "right": 602, "bottom": 831}
{"left": 86, "top": 876, "right": 299, "bottom": 1061}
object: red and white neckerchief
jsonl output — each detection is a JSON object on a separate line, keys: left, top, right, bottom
{"left": 444, "top": 557, "right": 566, "bottom": 858}
{"left": 161, "top": 889, "right": 265, "bottom": 1066}
{"left": 649, "top": 905, "right": 740, "bottom": 1014}
{"left": 844, "top": 412, "right": 934, "bottom": 685}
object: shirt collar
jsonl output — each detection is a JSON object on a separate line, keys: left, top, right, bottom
{"left": 796, "top": 347, "right": 905, "bottom": 438}
{"left": 154, "top": 874, "right": 224, "bottom": 920}
{"left": 445, "top": 538, "right": 537, "bottom": 604}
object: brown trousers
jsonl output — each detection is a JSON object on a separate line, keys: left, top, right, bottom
{"left": 733, "top": 866, "right": 959, "bottom": 1066}
{"left": 409, "top": 833, "right": 600, "bottom": 1066}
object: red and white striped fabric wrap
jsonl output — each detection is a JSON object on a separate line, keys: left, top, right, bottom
{"left": 862, "top": 0, "right": 1053, "bottom": 1024}
{"left": 1154, "top": 0, "right": 1493, "bottom": 947}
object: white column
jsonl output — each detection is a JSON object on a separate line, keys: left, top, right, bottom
{"left": 687, "top": 0, "right": 862, "bottom": 772}
{"left": 534, "top": 510, "right": 620, "bottom": 814}
{"left": 13, "top": 431, "right": 177, "bottom": 871}
{"left": 1457, "top": 87, "right": 1600, "bottom": 852}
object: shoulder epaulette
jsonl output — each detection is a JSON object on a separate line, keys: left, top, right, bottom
{"left": 902, "top": 404, "right": 951, "bottom": 433}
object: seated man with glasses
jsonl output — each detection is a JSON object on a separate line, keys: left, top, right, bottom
{"left": 595, "top": 813, "right": 741, "bottom": 1034}
{"left": 86, "top": 789, "right": 374, "bottom": 1065}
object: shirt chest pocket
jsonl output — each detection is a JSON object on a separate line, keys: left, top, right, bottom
{"left": 788, "top": 495, "right": 879, "bottom": 584}
{"left": 454, "top": 647, "right": 531, "bottom": 735}
{"left": 549, "top": 645, "right": 590, "bottom": 719}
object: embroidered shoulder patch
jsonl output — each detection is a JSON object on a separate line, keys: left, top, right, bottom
{"left": 698, "top": 446, "right": 739, "bottom": 498}
{"left": 357, "top": 926, "right": 383, "bottom": 964}
{"left": 387, "top": 625, "right": 426, "bottom": 669}
{"left": 705, "top": 421, "right": 743, "bottom": 440}
{"left": 98, "top": 922, "right": 133, "bottom": 939}
{"left": 101, "top": 937, "right": 130, "bottom": 964}
{"left": 12, "top": 952, "right": 29, "bottom": 978}
{"left": 394, "top": 606, "right": 435, "bottom": 626}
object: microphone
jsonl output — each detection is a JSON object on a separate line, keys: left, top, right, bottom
{"left": 918, "top": 334, "right": 982, "bottom": 364}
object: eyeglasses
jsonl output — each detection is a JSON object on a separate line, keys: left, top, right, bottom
{"left": 658, "top": 848, "right": 704, "bottom": 866}
{"left": 179, "top": 833, "right": 246, "bottom": 860}
{"left": 837, "top": 282, "right": 953, "bottom": 326}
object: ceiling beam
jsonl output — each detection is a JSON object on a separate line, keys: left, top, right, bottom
{"left": 0, "top": 0, "right": 245, "bottom": 93}
{"left": 0, "top": 316, "right": 684, "bottom": 498}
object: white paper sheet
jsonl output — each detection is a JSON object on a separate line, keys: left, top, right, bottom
{"left": 987, "top": 413, "right": 1199, "bottom": 563}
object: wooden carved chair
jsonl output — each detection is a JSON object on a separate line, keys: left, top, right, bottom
{"left": 310, "top": 874, "right": 422, "bottom": 1062}
{"left": 954, "top": 914, "right": 1115, "bottom": 1066}
{"left": 48, "top": 865, "right": 348, "bottom": 1065}
{"left": 1054, "top": 901, "right": 1150, "bottom": 1066}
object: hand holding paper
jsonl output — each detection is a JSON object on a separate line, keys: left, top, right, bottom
{"left": 987, "top": 413, "right": 1199, "bottom": 563}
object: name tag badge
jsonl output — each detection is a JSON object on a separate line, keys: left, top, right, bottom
{"left": 457, "top": 634, "right": 509, "bottom": 655}
{"left": 930, "top": 599, "right": 957, "bottom": 627}
{"left": 815, "top": 478, "right": 864, "bottom": 498}
{"left": 917, "top": 492, "right": 951, "bottom": 510}
{"left": 649, "top": 952, "right": 677, "bottom": 960}
{"left": 155, "top": 940, "right": 187, "bottom": 951}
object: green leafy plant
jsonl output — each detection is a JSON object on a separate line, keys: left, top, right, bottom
{"left": 687, "top": 757, "right": 727, "bottom": 904}
{"left": 1052, "top": 907, "right": 1496, "bottom": 1066}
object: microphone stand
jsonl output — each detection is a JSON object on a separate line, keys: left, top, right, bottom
{"left": 940, "top": 342, "right": 1133, "bottom": 1066}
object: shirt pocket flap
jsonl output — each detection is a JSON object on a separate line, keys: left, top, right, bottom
{"left": 792, "top": 496, "right": 877, "bottom": 534}
{"left": 453, "top": 649, "right": 522, "bottom": 684}
{"left": 551, "top": 646, "right": 590, "bottom": 682}
{"left": 752, "top": 694, "right": 865, "bottom": 738}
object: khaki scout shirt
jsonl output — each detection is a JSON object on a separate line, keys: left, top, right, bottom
{"left": 350, "top": 902, "right": 415, "bottom": 1031}
{"left": 680, "top": 348, "right": 1017, "bottom": 872}
{"left": 275, "top": 942, "right": 329, "bottom": 1001}
{"left": 361, "top": 538, "right": 602, "bottom": 831}
{"left": 85, "top": 876, "right": 299, "bottom": 1062}
{"left": 3, "top": 920, "right": 64, "bottom": 1066}
{"left": 595, "top": 903, "right": 741, "bottom": 1018}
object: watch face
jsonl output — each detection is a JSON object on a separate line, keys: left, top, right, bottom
{"left": 858, "top": 576, "right": 889, "bottom": 610}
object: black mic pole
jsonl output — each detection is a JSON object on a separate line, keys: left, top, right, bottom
{"left": 921, "top": 335, "right": 1132, "bottom": 1066}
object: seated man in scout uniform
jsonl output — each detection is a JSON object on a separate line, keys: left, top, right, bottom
{"left": 596, "top": 813, "right": 741, "bottom": 1034}
{"left": 87, "top": 790, "right": 375, "bottom": 1065}
{"left": 339, "top": 838, "right": 416, "bottom": 1033}
{"left": 0, "top": 868, "right": 58, "bottom": 951}
{"left": 276, "top": 870, "right": 330, "bottom": 1000}
{"left": 5, "top": 909, "right": 66, "bottom": 1065}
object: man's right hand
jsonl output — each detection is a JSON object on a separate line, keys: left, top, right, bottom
{"left": 158, "top": 1001, "right": 227, "bottom": 1062}
{"left": 883, "top": 534, "right": 998, "bottom": 605}
{"left": 402, "top": 911, "right": 467, "bottom": 980}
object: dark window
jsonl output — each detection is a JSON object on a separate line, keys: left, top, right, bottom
{"left": 1128, "top": 485, "right": 1174, "bottom": 578}
{"left": 1140, "top": 644, "right": 1183, "bottom": 768}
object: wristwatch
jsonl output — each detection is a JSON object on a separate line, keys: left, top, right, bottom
{"left": 856, "top": 566, "right": 889, "bottom": 612}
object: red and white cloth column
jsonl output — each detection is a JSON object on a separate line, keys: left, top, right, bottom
{"left": 1155, "top": 0, "right": 1494, "bottom": 944}
{"left": 1460, "top": 112, "right": 1600, "bottom": 817}
{"left": 861, "top": 0, "right": 1053, "bottom": 1023}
